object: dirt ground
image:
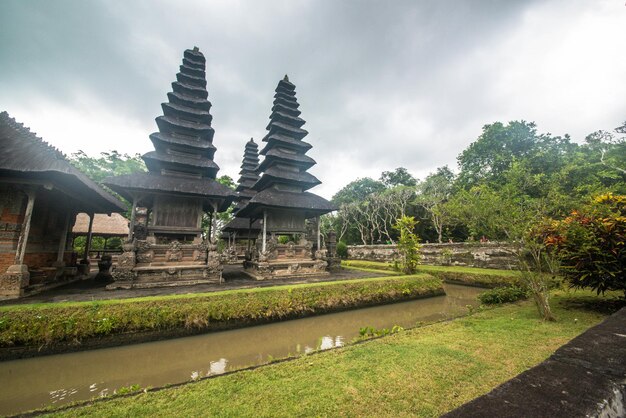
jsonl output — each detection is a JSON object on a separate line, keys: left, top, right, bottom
{"left": 1, "top": 265, "right": 388, "bottom": 306}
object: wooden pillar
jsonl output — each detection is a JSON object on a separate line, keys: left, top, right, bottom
{"left": 83, "top": 213, "right": 94, "bottom": 261}
{"left": 56, "top": 212, "right": 71, "bottom": 263}
{"left": 128, "top": 195, "right": 138, "bottom": 241}
{"left": 207, "top": 212, "right": 213, "bottom": 243}
{"left": 316, "top": 216, "right": 321, "bottom": 254}
{"left": 247, "top": 219, "right": 252, "bottom": 253}
{"left": 14, "top": 188, "right": 37, "bottom": 265}
{"left": 212, "top": 202, "right": 218, "bottom": 243}
{"left": 262, "top": 210, "right": 267, "bottom": 253}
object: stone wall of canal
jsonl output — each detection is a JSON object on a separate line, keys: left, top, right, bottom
{"left": 347, "top": 242, "right": 519, "bottom": 270}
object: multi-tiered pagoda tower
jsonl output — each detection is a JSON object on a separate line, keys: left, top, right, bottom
{"left": 221, "top": 139, "right": 262, "bottom": 261}
{"left": 238, "top": 76, "right": 335, "bottom": 279}
{"left": 104, "top": 47, "right": 235, "bottom": 289}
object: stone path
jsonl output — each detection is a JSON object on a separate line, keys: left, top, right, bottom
{"left": 0, "top": 265, "right": 387, "bottom": 305}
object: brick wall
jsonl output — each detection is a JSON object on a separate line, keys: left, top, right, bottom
{"left": 0, "top": 185, "right": 73, "bottom": 273}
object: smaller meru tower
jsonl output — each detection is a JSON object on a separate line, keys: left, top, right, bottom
{"left": 238, "top": 75, "right": 335, "bottom": 279}
{"left": 104, "top": 47, "right": 235, "bottom": 289}
{"left": 221, "top": 138, "right": 262, "bottom": 261}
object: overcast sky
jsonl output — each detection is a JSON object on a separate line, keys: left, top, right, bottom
{"left": 1, "top": 0, "right": 625, "bottom": 199}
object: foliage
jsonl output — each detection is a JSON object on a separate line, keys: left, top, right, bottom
{"left": 478, "top": 286, "right": 528, "bottom": 305}
{"left": 73, "top": 236, "right": 122, "bottom": 255}
{"left": 0, "top": 276, "right": 443, "bottom": 347}
{"left": 544, "top": 193, "right": 625, "bottom": 297}
{"left": 336, "top": 241, "right": 348, "bottom": 259}
{"left": 393, "top": 216, "right": 421, "bottom": 274}
{"left": 358, "top": 325, "right": 404, "bottom": 339}
{"left": 217, "top": 175, "right": 236, "bottom": 189}
{"left": 331, "top": 177, "right": 386, "bottom": 206}
{"left": 379, "top": 167, "right": 416, "bottom": 188}
{"left": 278, "top": 235, "right": 292, "bottom": 244}
{"left": 48, "top": 291, "right": 611, "bottom": 417}
{"left": 456, "top": 120, "right": 573, "bottom": 190}
{"left": 202, "top": 175, "right": 237, "bottom": 241}
{"left": 69, "top": 150, "right": 146, "bottom": 183}
{"left": 415, "top": 166, "right": 456, "bottom": 243}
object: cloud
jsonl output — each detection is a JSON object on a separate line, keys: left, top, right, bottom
{"left": 1, "top": 0, "right": 625, "bottom": 200}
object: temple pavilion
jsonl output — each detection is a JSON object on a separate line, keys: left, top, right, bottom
{"left": 237, "top": 76, "right": 336, "bottom": 279}
{"left": 0, "top": 112, "right": 126, "bottom": 299}
{"left": 103, "top": 47, "right": 236, "bottom": 289}
{"left": 221, "top": 138, "right": 262, "bottom": 261}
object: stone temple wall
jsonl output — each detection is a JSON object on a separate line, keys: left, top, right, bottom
{"left": 347, "top": 242, "right": 519, "bottom": 270}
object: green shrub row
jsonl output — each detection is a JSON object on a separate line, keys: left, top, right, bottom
{"left": 478, "top": 286, "right": 529, "bottom": 305}
{"left": 342, "top": 260, "right": 521, "bottom": 287}
{"left": 424, "top": 270, "right": 521, "bottom": 287}
{"left": 342, "top": 260, "right": 397, "bottom": 272}
{"left": 0, "top": 275, "right": 443, "bottom": 347}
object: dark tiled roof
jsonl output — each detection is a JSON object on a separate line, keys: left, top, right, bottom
{"left": 103, "top": 172, "right": 236, "bottom": 211}
{"left": 222, "top": 217, "right": 262, "bottom": 233}
{"left": 236, "top": 188, "right": 336, "bottom": 218}
{"left": 142, "top": 47, "right": 220, "bottom": 179}
{"left": 257, "top": 148, "right": 316, "bottom": 171}
{"left": 0, "top": 111, "right": 126, "bottom": 213}
{"left": 259, "top": 133, "right": 312, "bottom": 154}
{"left": 253, "top": 168, "right": 320, "bottom": 191}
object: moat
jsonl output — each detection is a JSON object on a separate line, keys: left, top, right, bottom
{"left": 0, "top": 284, "right": 482, "bottom": 416}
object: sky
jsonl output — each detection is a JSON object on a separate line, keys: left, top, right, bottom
{"left": 1, "top": 0, "right": 625, "bottom": 200}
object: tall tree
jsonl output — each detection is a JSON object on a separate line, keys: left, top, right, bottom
{"left": 380, "top": 167, "right": 417, "bottom": 188}
{"left": 69, "top": 150, "right": 146, "bottom": 182}
{"left": 457, "top": 121, "right": 573, "bottom": 189}
{"left": 415, "top": 166, "right": 455, "bottom": 243}
{"left": 332, "top": 177, "right": 386, "bottom": 206}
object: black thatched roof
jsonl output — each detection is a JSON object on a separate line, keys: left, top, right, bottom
{"left": 103, "top": 172, "right": 235, "bottom": 211}
{"left": 222, "top": 217, "right": 262, "bottom": 233}
{"left": 143, "top": 47, "right": 220, "bottom": 179}
{"left": 237, "top": 75, "right": 332, "bottom": 220}
{"left": 0, "top": 111, "right": 126, "bottom": 213}
{"left": 237, "top": 188, "right": 336, "bottom": 219}
{"left": 232, "top": 138, "right": 260, "bottom": 214}
{"left": 253, "top": 167, "right": 320, "bottom": 191}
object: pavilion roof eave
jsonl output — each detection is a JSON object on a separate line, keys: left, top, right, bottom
{"left": 103, "top": 173, "right": 236, "bottom": 211}
{"left": 236, "top": 189, "right": 336, "bottom": 220}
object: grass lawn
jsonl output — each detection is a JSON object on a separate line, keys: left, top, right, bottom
{"left": 46, "top": 289, "right": 618, "bottom": 417}
{"left": 343, "top": 260, "right": 524, "bottom": 287}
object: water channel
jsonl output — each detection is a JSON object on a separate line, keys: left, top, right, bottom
{"left": 0, "top": 284, "right": 483, "bottom": 415}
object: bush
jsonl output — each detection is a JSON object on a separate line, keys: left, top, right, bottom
{"left": 545, "top": 193, "right": 625, "bottom": 297}
{"left": 478, "top": 286, "right": 529, "bottom": 305}
{"left": 393, "top": 216, "right": 421, "bottom": 274}
{"left": 336, "top": 241, "right": 348, "bottom": 259}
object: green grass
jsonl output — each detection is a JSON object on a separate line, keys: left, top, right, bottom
{"left": 0, "top": 275, "right": 443, "bottom": 347}
{"left": 46, "top": 289, "right": 616, "bottom": 417}
{"left": 342, "top": 260, "right": 523, "bottom": 287}
{"left": 340, "top": 264, "right": 402, "bottom": 275}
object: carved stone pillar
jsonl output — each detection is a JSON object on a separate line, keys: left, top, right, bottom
{"left": 1, "top": 187, "right": 36, "bottom": 299}
{"left": 108, "top": 241, "right": 137, "bottom": 289}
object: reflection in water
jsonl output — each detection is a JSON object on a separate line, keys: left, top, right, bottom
{"left": 0, "top": 284, "right": 481, "bottom": 416}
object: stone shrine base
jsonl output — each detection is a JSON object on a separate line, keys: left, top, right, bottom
{"left": 107, "top": 264, "right": 222, "bottom": 290}
{"left": 244, "top": 259, "right": 329, "bottom": 281}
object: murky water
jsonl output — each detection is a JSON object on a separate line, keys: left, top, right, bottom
{"left": 0, "top": 284, "right": 482, "bottom": 416}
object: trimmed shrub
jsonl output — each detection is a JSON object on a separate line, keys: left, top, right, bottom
{"left": 0, "top": 275, "right": 443, "bottom": 348}
{"left": 478, "top": 286, "right": 529, "bottom": 305}
{"left": 336, "top": 241, "right": 348, "bottom": 259}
